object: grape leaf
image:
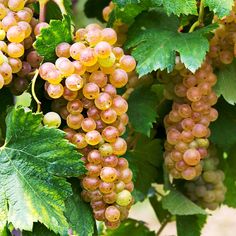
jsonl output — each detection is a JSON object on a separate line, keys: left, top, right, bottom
{"left": 205, "top": 0, "right": 234, "bottom": 18}
{"left": 154, "top": 0, "right": 198, "bottom": 16}
{"left": 105, "top": 219, "right": 155, "bottom": 236}
{"left": 22, "top": 223, "right": 58, "bottom": 236}
{"left": 65, "top": 179, "right": 95, "bottom": 236}
{"left": 128, "top": 85, "right": 158, "bottom": 136}
{"left": 176, "top": 215, "right": 207, "bottom": 236}
{"left": 125, "top": 11, "right": 217, "bottom": 76}
{"left": 219, "top": 146, "right": 236, "bottom": 208}
{"left": 126, "top": 135, "right": 163, "bottom": 201}
{"left": 215, "top": 60, "right": 236, "bottom": 105}
{"left": 210, "top": 98, "right": 236, "bottom": 151}
{"left": 34, "top": 15, "right": 73, "bottom": 61}
{"left": 162, "top": 189, "right": 206, "bottom": 215}
{"left": 0, "top": 107, "right": 86, "bottom": 234}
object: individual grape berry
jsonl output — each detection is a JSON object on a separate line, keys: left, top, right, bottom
{"left": 70, "top": 42, "right": 86, "bottom": 60}
{"left": 7, "top": 42, "right": 24, "bottom": 58}
{"left": 103, "top": 191, "right": 117, "bottom": 204}
{"left": 47, "top": 83, "right": 64, "bottom": 99}
{"left": 95, "top": 41, "right": 112, "bottom": 58}
{"left": 85, "top": 130, "right": 102, "bottom": 145}
{"left": 112, "top": 95, "right": 128, "bottom": 115}
{"left": 116, "top": 190, "right": 132, "bottom": 206}
{"left": 110, "top": 69, "right": 128, "bottom": 88}
{"left": 86, "top": 163, "right": 102, "bottom": 177}
{"left": 111, "top": 138, "right": 127, "bottom": 156}
{"left": 98, "top": 52, "right": 116, "bottom": 68}
{"left": 99, "top": 181, "right": 115, "bottom": 194}
{"left": 67, "top": 113, "right": 84, "bottom": 130}
{"left": 34, "top": 22, "right": 49, "bottom": 36}
{"left": 99, "top": 143, "right": 113, "bottom": 156}
{"left": 65, "top": 74, "right": 84, "bottom": 91}
{"left": 67, "top": 99, "right": 83, "bottom": 114}
{"left": 72, "top": 133, "right": 88, "bottom": 149}
{"left": 43, "top": 112, "right": 61, "bottom": 128}
{"left": 56, "top": 42, "right": 71, "bottom": 58}
{"left": 7, "top": 25, "right": 25, "bottom": 43}
{"left": 55, "top": 57, "right": 74, "bottom": 77}
{"left": 89, "top": 71, "right": 108, "bottom": 88}
{"left": 101, "top": 108, "right": 117, "bottom": 124}
{"left": 95, "top": 92, "right": 112, "bottom": 110}
{"left": 102, "top": 28, "right": 117, "bottom": 45}
{"left": 80, "top": 48, "right": 97, "bottom": 66}
{"left": 102, "top": 126, "right": 119, "bottom": 143}
{"left": 105, "top": 206, "right": 120, "bottom": 222}
{"left": 102, "top": 155, "right": 118, "bottom": 168}
{"left": 83, "top": 82, "right": 100, "bottom": 99}
{"left": 82, "top": 176, "right": 100, "bottom": 191}
{"left": 100, "top": 167, "right": 117, "bottom": 182}
{"left": 119, "top": 55, "right": 136, "bottom": 72}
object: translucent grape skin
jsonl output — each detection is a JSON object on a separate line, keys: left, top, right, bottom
{"left": 43, "top": 112, "right": 61, "bottom": 128}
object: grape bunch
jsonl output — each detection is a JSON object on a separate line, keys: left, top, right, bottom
{"left": 208, "top": 3, "right": 236, "bottom": 66}
{"left": 102, "top": 2, "right": 128, "bottom": 46}
{"left": 162, "top": 59, "right": 218, "bottom": 180}
{"left": 0, "top": 0, "right": 43, "bottom": 93}
{"left": 40, "top": 23, "right": 136, "bottom": 229}
{"left": 185, "top": 145, "right": 227, "bottom": 210}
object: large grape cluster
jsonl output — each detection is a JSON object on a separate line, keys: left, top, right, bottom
{"left": 40, "top": 23, "right": 136, "bottom": 229}
{"left": 208, "top": 3, "right": 236, "bottom": 66}
{"left": 162, "top": 60, "right": 218, "bottom": 180}
{"left": 0, "top": 0, "right": 43, "bottom": 93}
{"left": 185, "top": 145, "right": 226, "bottom": 210}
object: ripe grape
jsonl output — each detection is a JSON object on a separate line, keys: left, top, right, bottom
{"left": 43, "top": 112, "right": 61, "bottom": 128}
{"left": 100, "top": 167, "right": 117, "bottom": 182}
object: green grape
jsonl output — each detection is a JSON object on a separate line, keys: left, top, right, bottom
{"left": 43, "top": 112, "right": 61, "bottom": 128}
{"left": 116, "top": 190, "right": 132, "bottom": 206}
{"left": 98, "top": 52, "right": 116, "bottom": 68}
{"left": 115, "top": 181, "right": 125, "bottom": 193}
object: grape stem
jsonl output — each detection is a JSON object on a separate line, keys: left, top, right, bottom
{"left": 39, "top": 0, "right": 49, "bottom": 22}
{"left": 122, "top": 87, "right": 134, "bottom": 100}
{"left": 53, "top": 0, "right": 67, "bottom": 15}
{"left": 31, "top": 69, "right": 41, "bottom": 113}
{"left": 156, "top": 214, "right": 172, "bottom": 236}
{"left": 189, "top": 0, "right": 205, "bottom": 33}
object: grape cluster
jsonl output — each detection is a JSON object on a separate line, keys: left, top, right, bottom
{"left": 0, "top": 0, "right": 44, "bottom": 93}
{"left": 102, "top": 2, "right": 128, "bottom": 46}
{"left": 208, "top": 4, "right": 236, "bottom": 66}
{"left": 185, "top": 145, "right": 227, "bottom": 210}
{"left": 163, "top": 60, "right": 218, "bottom": 180}
{"left": 40, "top": 23, "right": 136, "bottom": 229}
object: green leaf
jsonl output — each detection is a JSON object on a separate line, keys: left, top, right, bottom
{"left": 210, "top": 98, "right": 236, "bottom": 151}
{"left": 154, "top": 0, "right": 198, "bottom": 16}
{"left": 162, "top": 189, "right": 206, "bottom": 215}
{"left": 65, "top": 179, "right": 95, "bottom": 236}
{"left": 34, "top": 15, "right": 73, "bottom": 61}
{"left": 215, "top": 60, "right": 236, "bottom": 105}
{"left": 0, "top": 107, "right": 86, "bottom": 234}
{"left": 219, "top": 146, "right": 236, "bottom": 208}
{"left": 126, "top": 135, "right": 163, "bottom": 201}
{"left": 105, "top": 219, "right": 155, "bottom": 236}
{"left": 23, "top": 223, "right": 58, "bottom": 236}
{"left": 126, "top": 11, "right": 217, "bottom": 76}
{"left": 128, "top": 85, "right": 158, "bottom": 136}
{"left": 176, "top": 215, "right": 206, "bottom": 236}
{"left": 205, "top": 0, "right": 234, "bottom": 18}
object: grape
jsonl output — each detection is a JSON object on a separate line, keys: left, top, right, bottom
{"left": 102, "top": 126, "right": 119, "bottom": 143}
{"left": 116, "top": 190, "right": 132, "bottom": 206}
{"left": 103, "top": 84, "right": 117, "bottom": 97}
{"left": 86, "top": 29, "right": 102, "bottom": 46}
{"left": 98, "top": 52, "right": 116, "bottom": 68}
{"left": 95, "top": 41, "right": 112, "bottom": 58}
{"left": 72, "top": 133, "right": 88, "bottom": 149}
{"left": 70, "top": 42, "right": 86, "bottom": 60}
{"left": 120, "top": 168, "right": 132, "bottom": 184}
{"left": 87, "top": 150, "right": 102, "bottom": 164}
{"left": 63, "top": 87, "right": 78, "bottom": 101}
{"left": 99, "top": 181, "right": 115, "bottom": 194}
{"left": 186, "top": 87, "right": 202, "bottom": 102}
{"left": 181, "top": 167, "right": 197, "bottom": 180}
{"left": 103, "top": 192, "right": 117, "bottom": 204}
{"left": 102, "top": 155, "right": 118, "bottom": 168}
{"left": 89, "top": 71, "right": 108, "bottom": 88}
{"left": 67, "top": 113, "right": 84, "bottom": 130}
{"left": 99, "top": 143, "right": 113, "bottom": 156}
{"left": 112, "top": 95, "right": 128, "bottom": 115}
{"left": 86, "top": 163, "right": 102, "bottom": 177}
{"left": 8, "top": 0, "right": 25, "bottom": 11}
{"left": 2, "top": 15, "right": 17, "bottom": 31}
{"left": 119, "top": 55, "right": 136, "bottom": 72}
{"left": 83, "top": 82, "right": 100, "bottom": 99}
{"left": 63, "top": 127, "right": 77, "bottom": 142}
{"left": 125, "top": 182, "right": 134, "bottom": 192}
{"left": 47, "top": 83, "right": 64, "bottom": 99}
{"left": 67, "top": 99, "right": 83, "bottom": 114}
{"left": 34, "top": 22, "right": 49, "bottom": 36}
{"left": 102, "top": 6, "right": 112, "bottom": 22}
{"left": 86, "top": 63, "right": 100, "bottom": 73}
{"left": 6, "top": 25, "right": 24, "bottom": 43}
{"left": 117, "top": 158, "right": 129, "bottom": 170}
{"left": 101, "top": 108, "right": 117, "bottom": 124}
{"left": 81, "top": 97, "right": 94, "bottom": 109}
{"left": 105, "top": 206, "right": 120, "bottom": 222}
{"left": 91, "top": 200, "right": 106, "bottom": 210}
{"left": 95, "top": 92, "right": 112, "bottom": 110}
{"left": 115, "top": 181, "right": 125, "bottom": 193}
{"left": 105, "top": 220, "right": 120, "bottom": 229}
{"left": 94, "top": 208, "right": 106, "bottom": 221}
{"left": 80, "top": 48, "right": 97, "bottom": 66}
{"left": 82, "top": 176, "right": 100, "bottom": 191}
{"left": 72, "top": 60, "right": 86, "bottom": 75}
{"left": 8, "top": 57, "right": 22, "bottom": 73}
{"left": 87, "top": 106, "right": 100, "bottom": 120}
{"left": 85, "top": 130, "right": 102, "bottom": 145}
{"left": 112, "top": 47, "right": 124, "bottom": 60}
{"left": 26, "top": 51, "right": 43, "bottom": 68}
{"left": 192, "top": 124, "right": 208, "bottom": 138}
{"left": 100, "top": 167, "right": 117, "bottom": 182}
{"left": 10, "top": 77, "right": 29, "bottom": 95}
{"left": 17, "top": 8, "right": 32, "bottom": 22}
{"left": 39, "top": 62, "right": 56, "bottom": 79}
{"left": 81, "top": 118, "right": 96, "bottom": 132}
{"left": 7, "top": 42, "right": 24, "bottom": 58}
{"left": 102, "top": 28, "right": 117, "bottom": 45}
{"left": 43, "top": 112, "right": 61, "bottom": 128}
{"left": 0, "top": 74, "right": 4, "bottom": 89}
{"left": 110, "top": 69, "right": 128, "bottom": 88}
{"left": 55, "top": 42, "right": 71, "bottom": 58}
{"left": 55, "top": 57, "right": 74, "bottom": 77}
{"left": 65, "top": 74, "right": 84, "bottom": 91}
{"left": 18, "top": 21, "right": 32, "bottom": 38}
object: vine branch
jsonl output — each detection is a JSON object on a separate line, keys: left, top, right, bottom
{"left": 156, "top": 214, "right": 172, "bottom": 236}
{"left": 122, "top": 87, "right": 134, "bottom": 100}
{"left": 189, "top": 0, "right": 205, "bottom": 33}
{"left": 39, "top": 0, "right": 49, "bottom": 22}
{"left": 31, "top": 69, "right": 41, "bottom": 113}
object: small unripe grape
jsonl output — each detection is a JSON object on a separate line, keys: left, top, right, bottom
{"left": 67, "top": 113, "right": 84, "bottom": 130}
{"left": 55, "top": 42, "right": 71, "bottom": 58}
{"left": 43, "top": 112, "right": 61, "bottom": 128}
{"left": 102, "top": 155, "right": 118, "bottom": 168}
{"left": 102, "top": 126, "right": 119, "bottom": 143}
{"left": 103, "top": 192, "right": 117, "bottom": 204}
{"left": 99, "top": 181, "right": 115, "bottom": 194}
{"left": 67, "top": 99, "right": 83, "bottom": 114}
{"left": 95, "top": 41, "right": 112, "bottom": 58}
{"left": 100, "top": 167, "right": 117, "bottom": 182}
{"left": 110, "top": 69, "right": 128, "bottom": 88}
{"left": 83, "top": 82, "right": 100, "bottom": 99}
{"left": 95, "top": 92, "right": 112, "bottom": 110}
{"left": 99, "top": 143, "right": 113, "bottom": 156}
{"left": 80, "top": 48, "right": 97, "bottom": 66}
{"left": 81, "top": 118, "right": 96, "bottom": 132}
{"left": 47, "top": 83, "right": 64, "bottom": 99}
{"left": 85, "top": 130, "right": 102, "bottom": 145}
{"left": 82, "top": 176, "right": 100, "bottom": 191}
{"left": 65, "top": 74, "right": 84, "bottom": 91}
{"left": 116, "top": 190, "right": 132, "bottom": 206}
{"left": 72, "top": 133, "right": 87, "bottom": 149}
